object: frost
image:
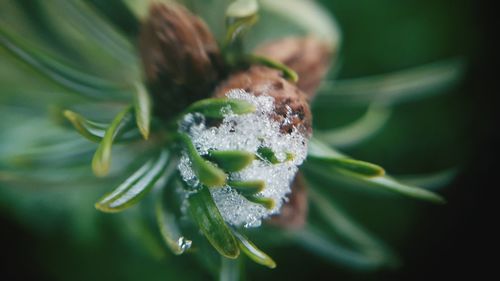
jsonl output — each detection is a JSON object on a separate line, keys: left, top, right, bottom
{"left": 178, "top": 89, "right": 308, "bottom": 227}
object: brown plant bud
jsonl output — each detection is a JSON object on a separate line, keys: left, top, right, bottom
{"left": 268, "top": 173, "right": 308, "bottom": 229}
{"left": 255, "top": 37, "right": 332, "bottom": 98}
{"left": 215, "top": 37, "right": 332, "bottom": 229}
{"left": 214, "top": 65, "right": 312, "bottom": 136}
{"left": 214, "top": 61, "right": 314, "bottom": 229}
{"left": 139, "top": 3, "right": 223, "bottom": 119}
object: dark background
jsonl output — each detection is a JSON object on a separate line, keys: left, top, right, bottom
{"left": 1, "top": 0, "right": 498, "bottom": 280}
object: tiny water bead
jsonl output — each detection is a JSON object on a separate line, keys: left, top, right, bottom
{"left": 177, "top": 237, "right": 193, "bottom": 253}
{"left": 178, "top": 89, "right": 308, "bottom": 227}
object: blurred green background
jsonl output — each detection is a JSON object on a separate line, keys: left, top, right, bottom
{"left": 0, "top": 0, "right": 496, "bottom": 280}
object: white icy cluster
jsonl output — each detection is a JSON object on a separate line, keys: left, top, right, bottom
{"left": 178, "top": 89, "right": 308, "bottom": 228}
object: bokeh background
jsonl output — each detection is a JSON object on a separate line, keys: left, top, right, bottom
{"left": 1, "top": 0, "right": 497, "bottom": 280}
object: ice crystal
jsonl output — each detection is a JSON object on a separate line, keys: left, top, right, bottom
{"left": 178, "top": 89, "right": 308, "bottom": 227}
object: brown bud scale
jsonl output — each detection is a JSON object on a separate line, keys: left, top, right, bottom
{"left": 139, "top": 3, "right": 222, "bottom": 119}
{"left": 255, "top": 37, "right": 332, "bottom": 98}
{"left": 268, "top": 173, "right": 308, "bottom": 229}
{"left": 215, "top": 65, "right": 312, "bottom": 136}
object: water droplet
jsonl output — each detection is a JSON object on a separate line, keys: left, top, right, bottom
{"left": 178, "top": 237, "right": 192, "bottom": 253}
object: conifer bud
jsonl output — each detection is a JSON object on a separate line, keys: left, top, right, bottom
{"left": 139, "top": 3, "right": 222, "bottom": 119}
{"left": 227, "top": 37, "right": 332, "bottom": 229}
{"left": 254, "top": 36, "right": 332, "bottom": 98}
